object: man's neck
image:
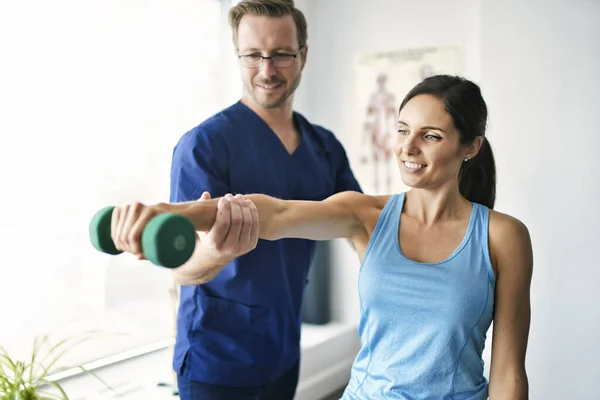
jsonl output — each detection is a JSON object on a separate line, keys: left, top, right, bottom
{"left": 240, "top": 96, "right": 295, "bottom": 133}
{"left": 241, "top": 95, "right": 301, "bottom": 154}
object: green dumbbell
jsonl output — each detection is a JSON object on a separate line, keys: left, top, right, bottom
{"left": 89, "top": 206, "right": 196, "bottom": 269}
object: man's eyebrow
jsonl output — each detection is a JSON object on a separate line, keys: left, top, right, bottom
{"left": 273, "top": 46, "right": 296, "bottom": 52}
{"left": 239, "top": 47, "right": 296, "bottom": 53}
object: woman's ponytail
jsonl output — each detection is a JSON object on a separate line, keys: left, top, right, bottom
{"left": 459, "top": 136, "right": 496, "bottom": 209}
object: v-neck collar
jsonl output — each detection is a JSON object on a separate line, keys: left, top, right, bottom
{"left": 237, "top": 101, "right": 305, "bottom": 157}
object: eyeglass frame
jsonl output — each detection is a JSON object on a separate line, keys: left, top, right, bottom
{"left": 236, "top": 46, "right": 306, "bottom": 69}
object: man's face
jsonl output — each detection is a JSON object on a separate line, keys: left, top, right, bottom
{"left": 236, "top": 14, "right": 306, "bottom": 109}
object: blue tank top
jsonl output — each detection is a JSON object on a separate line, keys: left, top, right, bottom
{"left": 342, "top": 192, "right": 495, "bottom": 400}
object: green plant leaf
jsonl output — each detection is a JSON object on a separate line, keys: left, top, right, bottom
{"left": 2, "top": 329, "right": 130, "bottom": 400}
{"left": 38, "top": 380, "right": 68, "bottom": 400}
{"left": 28, "top": 336, "right": 50, "bottom": 384}
{"left": 35, "top": 330, "right": 108, "bottom": 377}
{"left": 0, "top": 349, "right": 17, "bottom": 371}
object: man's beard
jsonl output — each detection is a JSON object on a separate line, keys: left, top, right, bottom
{"left": 248, "top": 74, "right": 302, "bottom": 109}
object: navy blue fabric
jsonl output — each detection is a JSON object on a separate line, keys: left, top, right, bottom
{"left": 177, "top": 360, "right": 299, "bottom": 400}
{"left": 170, "top": 101, "right": 362, "bottom": 386}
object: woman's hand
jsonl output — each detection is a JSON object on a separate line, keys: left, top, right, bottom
{"left": 110, "top": 201, "right": 169, "bottom": 260}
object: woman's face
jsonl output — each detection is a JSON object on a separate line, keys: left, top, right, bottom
{"left": 394, "top": 94, "right": 478, "bottom": 190}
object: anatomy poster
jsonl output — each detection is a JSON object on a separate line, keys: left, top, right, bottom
{"left": 352, "top": 45, "right": 463, "bottom": 195}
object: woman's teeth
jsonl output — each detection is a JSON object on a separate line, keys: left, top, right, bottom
{"left": 404, "top": 161, "right": 426, "bottom": 170}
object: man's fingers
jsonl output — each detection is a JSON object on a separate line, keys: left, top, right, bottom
{"left": 248, "top": 199, "right": 260, "bottom": 248}
{"left": 207, "top": 197, "right": 232, "bottom": 248}
{"left": 237, "top": 195, "right": 253, "bottom": 246}
{"left": 223, "top": 194, "right": 243, "bottom": 248}
{"left": 202, "top": 194, "right": 258, "bottom": 257}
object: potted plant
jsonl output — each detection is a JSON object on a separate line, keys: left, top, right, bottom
{"left": 0, "top": 333, "right": 116, "bottom": 400}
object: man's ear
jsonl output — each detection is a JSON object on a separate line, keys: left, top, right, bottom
{"left": 300, "top": 44, "right": 308, "bottom": 70}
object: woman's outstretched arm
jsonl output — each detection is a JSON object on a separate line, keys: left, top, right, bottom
{"left": 110, "top": 191, "right": 368, "bottom": 260}
{"left": 249, "top": 191, "right": 365, "bottom": 240}
{"left": 168, "top": 191, "right": 366, "bottom": 241}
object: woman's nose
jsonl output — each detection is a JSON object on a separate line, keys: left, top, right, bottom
{"left": 401, "top": 134, "right": 420, "bottom": 156}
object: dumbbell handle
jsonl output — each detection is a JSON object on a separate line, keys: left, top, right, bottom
{"left": 89, "top": 206, "right": 196, "bottom": 269}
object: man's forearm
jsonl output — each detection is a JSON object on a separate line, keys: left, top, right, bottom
{"left": 163, "top": 194, "right": 277, "bottom": 285}
{"left": 171, "top": 236, "right": 231, "bottom": 285}
{"left": 163, "top": 199, "right": 224, "bottom": 285}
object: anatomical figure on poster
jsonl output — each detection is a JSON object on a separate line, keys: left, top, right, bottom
{"left": 353, "top": 45, "right": 462, "bottom": 195}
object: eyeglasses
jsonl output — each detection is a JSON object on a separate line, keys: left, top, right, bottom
{"left": 237, "top": 46, "right": 304, "bottom": 69}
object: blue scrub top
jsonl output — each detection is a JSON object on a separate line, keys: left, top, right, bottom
{"left": 170, "top": 101, "right": 362, "bottom": 387}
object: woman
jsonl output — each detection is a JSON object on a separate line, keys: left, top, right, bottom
{"left": 112, "top": 75, "right": 532, "bottom": 399}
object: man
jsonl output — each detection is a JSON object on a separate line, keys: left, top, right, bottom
{"left": 169, "top": 1, "right": 362, "bottom": 398}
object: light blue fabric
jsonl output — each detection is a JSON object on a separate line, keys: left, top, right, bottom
{"left": 342, "top": 192, "right": 495, "bottom": 400}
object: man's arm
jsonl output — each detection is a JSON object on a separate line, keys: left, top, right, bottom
{"left": 330, "top": 133, "right": 363, "bottom": 251}
{"left": 109, "top": 191, "right": 370, "bottom": 266}
{"left": 331, "top": 135, "right": 363, "bottom": 195}
{"left": 170, "top": 192, "right": 259, "bottom": 285}
{"left": 168, "top": 126, "right": 258, "bottom": 285}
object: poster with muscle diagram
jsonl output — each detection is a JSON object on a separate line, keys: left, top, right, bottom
{"left": 352, "top": 45, "right": 463, "bottom": 195}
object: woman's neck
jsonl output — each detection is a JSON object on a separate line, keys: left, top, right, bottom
{"left": 403, "top": 186, "right": 471, "bottom": 226}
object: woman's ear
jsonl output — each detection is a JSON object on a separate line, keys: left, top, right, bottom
{"left": 464, "top": 136, "right": 484, "bottom": 160}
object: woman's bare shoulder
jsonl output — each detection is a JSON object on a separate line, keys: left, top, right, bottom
{"left": 488, "top": 209, "right": 533, "bottom": 274}
{"left": 327, "top": 191, "right": 390, "bottom": 209}
{"left": 328, "top": 192, "right": 396, "bottom": 252}
{"left": 489, "top": 209, "right": 530, "bottom": 238}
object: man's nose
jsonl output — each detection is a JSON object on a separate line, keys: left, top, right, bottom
{"left": 259, "top": 58, "right": 278, "bottom": 77}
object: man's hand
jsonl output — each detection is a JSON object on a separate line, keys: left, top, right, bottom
{"left": 196, "top": 192, "right": 260, "bottom": 266}
{"left": 170, "top": 192, "right": 259, "bottom": 285}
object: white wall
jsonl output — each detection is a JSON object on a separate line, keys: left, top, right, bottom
{"left": 301, "top": 0, "right": 600, "bottom": 399}
{"left": 480, "top": 1, "right": 600, "bottom": 398}
{"left": 301, "top": 0, "right": 482, "bottom": 324}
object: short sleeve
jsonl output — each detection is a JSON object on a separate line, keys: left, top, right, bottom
{"left": 331, "top": 136, "right": 363, "bottom": 194}
{"left": 169, "top": 120, "right": 230, "bottom": 203}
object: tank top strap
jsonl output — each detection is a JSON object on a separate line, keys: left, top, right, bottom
{"left": 468, "top": 202, "right": 496, "bottom": 284}
{"left": 362, "top": 192, "right": 405, "bottom": 265}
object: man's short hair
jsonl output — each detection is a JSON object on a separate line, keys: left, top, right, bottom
{"left": 228, "top": 0, "right": 308, "bottom": 49}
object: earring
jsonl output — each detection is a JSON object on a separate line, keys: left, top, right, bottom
{"left": 464, "top": 157, "right": 469, "bottom": 162}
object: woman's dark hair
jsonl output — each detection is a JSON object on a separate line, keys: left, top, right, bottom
{"left": 399, "top": 75, "right": 496, "bottom": 209}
